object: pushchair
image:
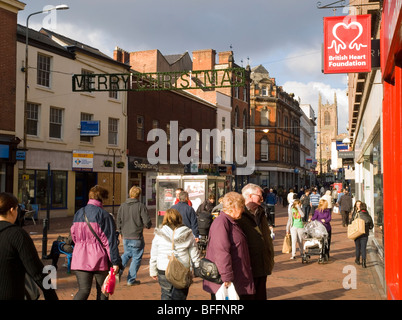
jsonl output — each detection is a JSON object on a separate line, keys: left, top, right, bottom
{"left": 197, "top": 211, "right": 213, "bottom": 256}
{"left": 301, "top": 220, "right": 328, "bottom": 264}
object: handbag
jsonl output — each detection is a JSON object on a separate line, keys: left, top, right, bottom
{"left": 347, "top": 213, "right": 366, "bottom": 240}
{"left": 83, "top": 209, "right": 113, "bottom": 267}
{"left": 282, "top": 233, "right": 292, "bottom": 253}
{"left": 165, "top": 229, "right": 193, "bottom": 289}
{"left": 198, "top": 258, "right": 222, "bottom": 284}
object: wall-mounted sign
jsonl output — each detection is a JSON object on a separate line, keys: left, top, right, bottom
{"left": 0, "top": 145, "right": 10, "bottom": 159}
{"left": 72, "top": 150, "right": 94, "bottom": 171}
{"left": 323, "top": 15, "right": 371, "bottom": 74}
{"left": 80, "top": 121, "right": 100, "bottom": 136}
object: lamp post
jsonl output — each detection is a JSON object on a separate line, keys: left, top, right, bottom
{"left": 22, "top": 5, "right": 69, "bottom": 192}
{"left": 107, "top": 148, "right": 122, "bottom": 217}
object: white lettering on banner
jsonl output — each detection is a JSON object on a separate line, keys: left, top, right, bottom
{"left": 147, "top": 121, "right": 255, "bottom": 175}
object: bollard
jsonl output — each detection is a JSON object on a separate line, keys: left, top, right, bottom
{"left": 42, "top": 217, "right": 48, "bottom": 259}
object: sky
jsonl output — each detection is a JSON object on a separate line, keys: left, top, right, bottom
{"left": 17, "top": 0, "right": 352, "bottom": 133}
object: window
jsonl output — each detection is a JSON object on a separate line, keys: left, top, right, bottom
{"left": 234, "top": 107, "right": 239, "bottom": 127}
{"left": 27, "top": 103, "right": 39, "bottom": 136}
{"left": 284, "top": 116, "right": 289, "bottom": 131}
{"left": 81, "top": 69, "right": 94, "bottom": 91}
{"left": 261, "top": 107, "right": 269, "bottom": 126}
{"left": 222, "top": 117, "right": 226, "bottom": 130}
{"left": 243, "top": 87, "right": 248, "bottom": 102}
{"left": 49, "top": 107, "right": 63, "bottom": 139}
{"left": 37, "top": 53, "right": 51, "bottom": 87}
{"left": 234, "top": 86, "right": 239, "bottom": 98}
{"left": 137, "top": 115, "right": 144, "bottom": 140}
{"left": 166, "top": 123, "right": 170, "bottom": 145}
{"left": 261, "top": 138, "right": 269, "bottom": 161}
{"left": 80, "top": 113, "right": 93, "bottom": 143}
{"left": 262, "top": 86, "right": 267, "bottom": 96}
{"left": 324, "top": 111, "right": 331, "bottom": 126}
{"left": 108, "top": 118, "right": 118, "bottom": 145}
{"left": 109, "top": 82, "right": 118, "bottom": 99}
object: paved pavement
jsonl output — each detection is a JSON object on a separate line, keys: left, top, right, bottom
{"left": 24, "top": 204, "right": 387, "bottom": 300}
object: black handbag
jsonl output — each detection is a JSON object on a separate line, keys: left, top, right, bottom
{"left": 198, "top": 258, "right": 222, "bottom": 284}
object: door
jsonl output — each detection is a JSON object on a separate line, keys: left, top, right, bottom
{"left": 75, "top": 172, "right": 97, "bottom": 211}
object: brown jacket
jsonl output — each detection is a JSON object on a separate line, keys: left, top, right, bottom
{"left": 237, "top": 202, "right": 275, "bottom": 277}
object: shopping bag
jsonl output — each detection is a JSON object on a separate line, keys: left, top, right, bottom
{"left": 165, "top": 253, "right": 192, "bottom": 289}
{"left": 347, "top": 214, "right": 365, "bottom": 240}
{"left": 333, "top": 206, "right": 339, "bottom": 214}
{"left": 102, "top": 267, "right": 116, "bottom": 297}
{"left": 215, "top": 283, "right": 239, "bottom": 300}
{"left": 282, "top": 234, "right": 292, "bottom": 253}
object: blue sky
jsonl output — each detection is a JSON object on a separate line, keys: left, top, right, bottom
{"left": 18, "top": 0, "right": 352, "bottom": 133}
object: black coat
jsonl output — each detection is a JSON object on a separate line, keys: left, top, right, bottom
{"left": 351, "top": 209, "right": 374, "bottom": 237}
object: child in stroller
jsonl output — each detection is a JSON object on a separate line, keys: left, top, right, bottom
{"left": 196, "top": 210, "right": 213, "bottom": 255}
{"left": 301, "top": 220, "right": 329, "bottom": 264}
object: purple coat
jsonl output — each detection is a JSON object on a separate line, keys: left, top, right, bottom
{"left": 203, "top": 212, "right": 255, "bottom": 296}
{"left": 311, "top": 208, "right": 332, "bottom": 232}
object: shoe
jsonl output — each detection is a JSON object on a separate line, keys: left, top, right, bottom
{"left": 127, "top": 280, "right": 141, "bottom": 286}
{"left": 355, "top": 258, "right": 361, "bottom": 265}
{"left": 362, "top": 259, "right": 367, "bottom": 268}
{"left": 290, "top": 256, "right": 296, "bottom": 260}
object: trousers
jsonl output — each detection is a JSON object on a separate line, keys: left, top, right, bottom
{"left": 73, "top": 270, "right": 109, "bottom": 300}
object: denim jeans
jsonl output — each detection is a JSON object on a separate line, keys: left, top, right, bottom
{"left": 157, "top": 272, "right": 189, "bottom": 300}
{"left": 121, "top": 238, "right": 144, "bottom": 284}
{"left": 355, "top": 235, "right": 369, "bottom": 260}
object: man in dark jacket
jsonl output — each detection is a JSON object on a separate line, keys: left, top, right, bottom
{"left": 117, "top": 186, "right": 152, "bottom": 286}
{"left": 238, "top": 183, "right": 275, "bottom": 300}
{"left": 171, "top": 191, "right": 199, "bottom": 240}
{"left": 338, "top": 189, "right": 353, "bottom": 227}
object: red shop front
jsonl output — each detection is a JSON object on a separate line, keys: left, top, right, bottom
{"left": 381, "top": 0, "right": 402, "bottom": 300}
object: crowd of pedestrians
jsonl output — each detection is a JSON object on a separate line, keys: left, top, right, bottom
{"left": 0, "top": 180, "right": 374, "bottom": 300}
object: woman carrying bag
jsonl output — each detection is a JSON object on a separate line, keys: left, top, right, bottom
{"left": 286, "top": 199, "right": 305, "bottom": 260}
{"left": 149, "top": 208, "right": 200, "bottom": 300}
{"left": 70, "top": 185, "right": 121, "bottom": 300}
{"left": 350, "top": 202, "right": 373, "bottom": 268}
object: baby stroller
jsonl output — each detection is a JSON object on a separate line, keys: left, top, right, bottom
{"left": 196, "top": 210, "right": 213, "bottom": 256}
{"left": 301, "top": 220, "right": 328, "bottom": 264}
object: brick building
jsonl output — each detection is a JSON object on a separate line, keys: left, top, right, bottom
{"left": 249, "top": 65, "right": 302, "bottom": 189}
{"left": 0, "top": 0, "right": 25, "bottom": 193}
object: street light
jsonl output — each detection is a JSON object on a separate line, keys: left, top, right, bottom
{"left": 22, "top": 5, "right": 70, "bottom": 183}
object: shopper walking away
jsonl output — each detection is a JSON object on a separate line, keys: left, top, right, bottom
{"left": 70, "top": 185, "right": 121, "bottom": 300}
{"left": 239, "top": 184, "right": 274, "bottom": 300}
{"left": 350, "top": 202, "right": 373, "bottom": 268}
{"left": 149, "top": 208, "right": 200, "bottom": 300}
{"left": 0, "top": 192, "right": 58, "bottom": 300}
{"left": 286, "top": 199, "right": 305, "bottom": 260}
{"left": 337, "top": 190, "right": 353, "bottom": 227}
{"left": 203, "top": 192, "right": 255, "bottom": 300}
{"left": 311, "top": 199, "right": 332, "bottom": 261}
{"left": 265, "top": 188, "right": 277, "bottom": 227}
{"left": 171, "top": 191, "right": 199, "bottom": 240}
{"left": 117, "top": 186, "right": 152, "bottom": 286}
{"left": 321, "top": 190, "right": 333, "bottom": 212}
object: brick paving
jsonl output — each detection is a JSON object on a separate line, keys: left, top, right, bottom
{"left": 24, "top": 205, "right": 386, "bottom": 300}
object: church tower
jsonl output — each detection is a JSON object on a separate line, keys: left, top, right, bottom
{"left": 317, "top": 92, "right": 338, "bottom": 174}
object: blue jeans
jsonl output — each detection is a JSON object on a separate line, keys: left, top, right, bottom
{"left": 158, "top": 272, "right": 189, "bottom": 300}
{"left": 121, "top": 238, "right": 144, "bottom": 284}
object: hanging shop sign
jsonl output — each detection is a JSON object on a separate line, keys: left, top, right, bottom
{"left": 323, "top": 14, "right": 371, "bottom": 74}
{"left": 72, "top": 68, "right": 246, "bottom": 92}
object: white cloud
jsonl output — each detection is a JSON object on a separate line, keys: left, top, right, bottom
{"left": 283, "top": 80, "right": 349, "bottom": 134}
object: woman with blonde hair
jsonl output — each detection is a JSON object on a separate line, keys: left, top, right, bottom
{"left": 149, "top": 208, "right": 200, "bottom": 300}
{"left": 203, "top": 192, "right": 255, "bottom": 299}
{"left": 286, "top": 199, "right": 305, "bottom": 260}
{"left": 311, "top": 199, "right": 332, "bottom": 261}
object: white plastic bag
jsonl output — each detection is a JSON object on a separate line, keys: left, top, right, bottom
{"left": 215, "top": 283, "right": 239, "bottom": 300}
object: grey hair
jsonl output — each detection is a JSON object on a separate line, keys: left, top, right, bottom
{"left": 241, "top": 183, "right": 263, "bottom": 198}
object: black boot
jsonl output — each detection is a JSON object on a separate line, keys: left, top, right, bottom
{"left": 362, "top": 259, "right": 367, "bottom": 268}
{"left": 355, "top": 258, "right": 361, "bottom": 265}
